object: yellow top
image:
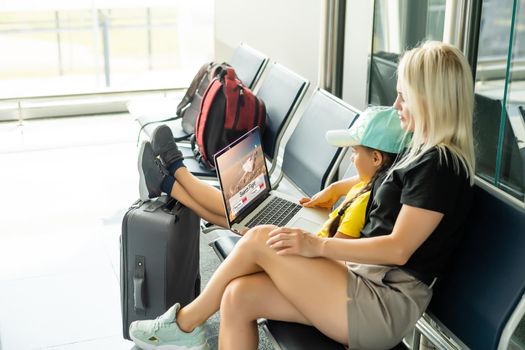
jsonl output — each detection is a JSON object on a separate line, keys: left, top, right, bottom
{"left": 317, "top": 181, "right": 370, "bottom": 238}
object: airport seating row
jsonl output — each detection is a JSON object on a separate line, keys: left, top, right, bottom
{"left": 132, "top": 43, "right": 525, "bottom": 350}
{"left": 204, "top": 45, "right": 525, "bottom": 350}
{"left": 210, "top": 86, "right": 360, "bottom": 350}
{"left": 202, "top": 49, "right": 403, "bottom": 348}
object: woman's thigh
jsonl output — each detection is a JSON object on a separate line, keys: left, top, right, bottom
{"left": 240, "top": 226, "right": 350, "bottom": 344}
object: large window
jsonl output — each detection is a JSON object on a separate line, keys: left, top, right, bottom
{"left": 368, "top": 0, "right": 525, "bottom": 201}
{"left": 474, "top": 0, "right": 525, "bottom": 201}
{"left": 368, "top": 0, "right": 446, "bottom": 106}
{"left": 0, "top": 1, "right": 214, "bottom": 97}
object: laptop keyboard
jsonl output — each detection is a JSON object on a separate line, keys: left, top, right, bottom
{"left": 246, "top": 197, "right": 302, "bottom": 228}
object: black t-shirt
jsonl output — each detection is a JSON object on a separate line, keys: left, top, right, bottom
{"left": 361, "top": 147, "right": 473, "bottom": 281}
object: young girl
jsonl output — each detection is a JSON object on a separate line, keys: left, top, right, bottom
{"left": 130, "top": 41, "right": 474, "bottom": 350}
{"left": 314, "top": 106, "right": 406, "bottom": 239}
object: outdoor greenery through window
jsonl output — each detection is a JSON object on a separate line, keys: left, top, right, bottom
{"left": 0, "top": 0, "right": 214, "bottom": 97}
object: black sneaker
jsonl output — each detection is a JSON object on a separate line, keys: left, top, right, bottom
{"left": 151, "top": 125, "right": 184, "bottom": 168}
{"left": 138, "top": 141, "right": 169, "bottom": 200}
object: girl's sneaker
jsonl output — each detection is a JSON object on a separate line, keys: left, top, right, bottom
{"left": 151, "top": 125, "right": 184, "bottom": 168}
{"left": 138, "top": 141, "right": 169, "bottom": 200}
{"left": 129, "top": 303, "right": 208, "bottom": 350}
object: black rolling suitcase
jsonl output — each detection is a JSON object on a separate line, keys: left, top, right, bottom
{"left": 120, "top": 196, "right": 201, "bottom": 340}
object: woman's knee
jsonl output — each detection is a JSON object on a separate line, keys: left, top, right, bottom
{"left": 239, "top": 224, "right": 277, "bottom": 249}
{"left": 221, "top": 277, "right": 259, "bottom": 319}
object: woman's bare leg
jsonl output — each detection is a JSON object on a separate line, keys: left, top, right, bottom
{"left": 176, "top": 225, "right": 349, "bottom": 345}
{"left": 175, "top": 227, "right": 269, "bottom": 332}
{"left": 173, "top": 167, "right": 225, "bottom": 216}
{"left": 219, "top": 272, "right": 310, "bottom": 350}
{"left": 170, "top": 181, "right": 227, "bottom": 227}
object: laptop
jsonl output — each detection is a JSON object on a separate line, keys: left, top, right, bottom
{"left": 214, "top": 127, "right": 329, "bottom": 234}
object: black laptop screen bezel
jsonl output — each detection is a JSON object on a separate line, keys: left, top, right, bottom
{"left": 214, "top": 126, "right": 272, "bottom": 228}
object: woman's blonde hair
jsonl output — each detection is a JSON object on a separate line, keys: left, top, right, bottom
{"left": 394, "top": 41, "right": 475, "bottom": 184}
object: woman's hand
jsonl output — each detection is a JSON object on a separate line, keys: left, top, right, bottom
{"left": 266, "top": 227, "right": 324, "bottom": 257}
{"left": 299, "top": 187, "right": 340, "bottom": 209}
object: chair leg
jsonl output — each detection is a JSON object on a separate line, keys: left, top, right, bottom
{"left": 412, "top": 328, "right": 421, "bottom": 350}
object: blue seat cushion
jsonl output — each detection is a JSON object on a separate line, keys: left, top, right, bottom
{"left": 428, "top": 185, "right": 525, "bottom": 349}
{"left": 180, "top": 146, "right": 216, "bottom": 178}
{"left": 210, "top": 233, "right": 240, "bottom": 260}
{"left": 264, "top": 320, "right": 346, "bottom": 350}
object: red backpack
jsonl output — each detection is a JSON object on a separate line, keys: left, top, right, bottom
{"left": 192, "top": 67, "right": 266, "bottom": 169}
{"left": 177, "top": 62, "right": 230, "bottom": 136}
{"left": 136, "top": 62, "right": 229, "bottom": 143}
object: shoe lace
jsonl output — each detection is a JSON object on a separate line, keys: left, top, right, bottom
{"left": 151, "top": 315, "right": 170, "bottom": 333}
{"left": 154, "top": 157, "right": 170, "bottom": 177}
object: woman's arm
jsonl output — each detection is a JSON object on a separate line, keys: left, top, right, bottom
{"left": 299, "top": 175, "right": 360, "bottom": 209}
{"left": 267, "top": 204, "right": 444, "bottom": 265}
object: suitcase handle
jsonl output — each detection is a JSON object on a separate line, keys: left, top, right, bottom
{"left": 133, "top": 256, "right": 146, "bottom": 312}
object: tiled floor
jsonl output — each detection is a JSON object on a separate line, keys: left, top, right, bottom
{"left": 0, "top": 110, "right": 291, "bottom": 350}
{"left": 0, "top": 114, "right": 148, "bottom": 350}
{"left": 0, "top": 113, "right": 277, "bottom": 350}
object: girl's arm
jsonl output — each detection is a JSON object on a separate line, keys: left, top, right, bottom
{"left": 267, "top": 204, "right": 444, "bottom": 265}
{"left": 333, "top": 232, "right": 358, "bottom": 239}
{"left": 330, "top": 175, "right": 361, "bottom": 195}
{"left": 299, "top": 175, "right": 360, "bottom": 209}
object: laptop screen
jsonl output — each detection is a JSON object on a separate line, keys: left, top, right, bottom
{"left": 215, "top": 127, "right": 271, "bottom": 226}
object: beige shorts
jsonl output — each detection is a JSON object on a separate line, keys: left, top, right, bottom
{"left": 346, "top": 263, "right": 432, "bottom": 350}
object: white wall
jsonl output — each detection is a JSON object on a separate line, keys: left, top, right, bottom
{"left": 214, "top": 0, "right": 323, "bottom": 87}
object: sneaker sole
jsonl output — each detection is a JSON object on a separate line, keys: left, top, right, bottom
{"left": 130, "top": 332, "right": 209, "bottom": 350}
{"left": 150, "top": 125, "right": 171, "bottom": 157}
{"left": 137, "top": 141, "right": 150, "bottom": 201}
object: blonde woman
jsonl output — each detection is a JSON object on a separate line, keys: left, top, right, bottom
{"left": 129, "top": 41, "right": 475, "bottom": 350}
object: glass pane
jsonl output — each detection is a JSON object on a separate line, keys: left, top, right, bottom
{"left": 502, "top": 0, "right": 525, "bottom": 200}
{"left": 0, "top": 11, "right": 74, "bottom": 92}
{"left": 0, "top": 2, "right": 214, "bottom": 97}
{"left": 474, "top": 0, "right": 524, "bottom": 200}
{"left": 106, "top": 9, "right": 149, "bottom": 86}
{"left": 54, "top": 10, "right": 98, "bottom": 92}
{"left": 151, "top": 8, "right": 181, "bottom": 71}
{"left": 368, "top": 0, "right": 446, "bottom": 106}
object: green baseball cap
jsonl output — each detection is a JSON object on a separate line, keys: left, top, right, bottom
{"left": 325, "top": 106, "right": 410, "bottom": 154}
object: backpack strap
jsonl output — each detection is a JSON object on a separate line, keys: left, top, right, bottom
{"left": 209, "top": 62, "right": 231, "bottom": 81}
{"left": 193, "top": 78, "right": 223, "bottom": 168}
{"left": 176, "top": 62, "right": 214, "bottom": 116}
{"left": 223, "top": 68, "right": 242, "bottom": 129}
{"left": 189, "top": 134, "right": 213, "bottom": 170}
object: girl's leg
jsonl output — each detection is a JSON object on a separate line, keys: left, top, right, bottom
{"left": 170, "top": 181, "right": 227, "bottom": 227}
{"left": 219, "top": 272, "right": 311, "bottom": 350}
{"left": 150, "top": 124, "right": 225, "bottom": 216}
{"left": 176, "top": 225, "right": 349, "bottom": 345}
{"left": 173, "top": 167, "right": 226, "bottom": 216}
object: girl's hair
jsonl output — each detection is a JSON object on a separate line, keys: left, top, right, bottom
{"left": 393, "top": 41, "right": 475, "bottom": 185}
{"left": 327, "top": 149, "right": 397, "bottom": 237}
